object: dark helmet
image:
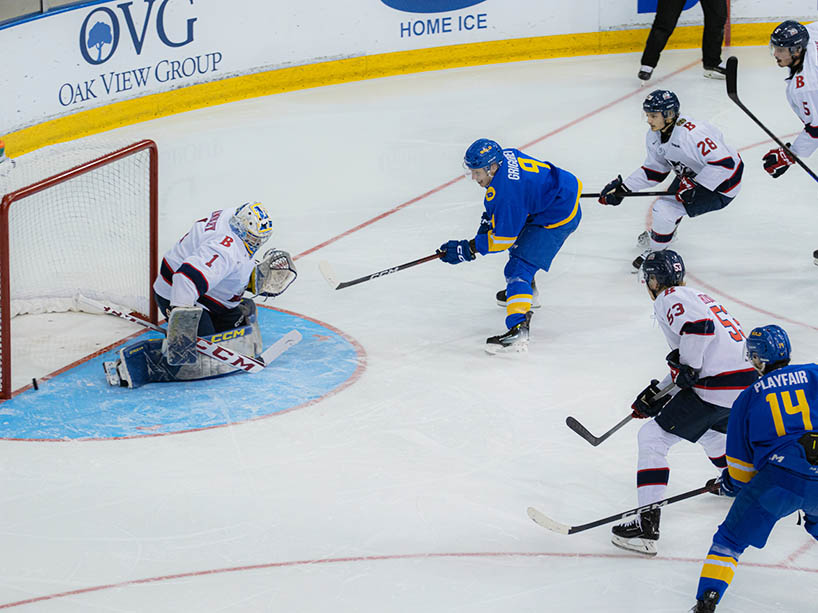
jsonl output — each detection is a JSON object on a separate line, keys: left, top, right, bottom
{"left": 642, "top": 249, "right": 685, "bottom": 288}
{"left": 770, "top": 20, "right": 809, "bottom": 54}
{"left": 643, "top": 90, "right": 680, "bottom": 119}
{"left": 464, "top": 138, "right": 503, "bottom": 170}
{"left": 746, "top": 325, "right": 791, "bottom": 364}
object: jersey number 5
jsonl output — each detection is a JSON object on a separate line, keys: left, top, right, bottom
{"left": 709, "top": 305, "right": 744, "bottom": 342}
{"left": 765, "top": 389, "right": 813, "bottom": 436}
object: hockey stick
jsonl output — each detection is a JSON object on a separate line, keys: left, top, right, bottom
{"left": 527, "top": 483, "right": 714, "bottom": 535}
{"left": 580, "top": 190, "right": 673, "bottom": 198}
{"left": 78, "top": 296, "right": 300, "bottom": 373}
{"left": 726, "top": 55, "right": 818, "bottom": 183}
{"left": 319, "top": 252, "right": 443, "bottom": 290}
{"left": 565, "top": 383, "right": 675, "bottom": 446}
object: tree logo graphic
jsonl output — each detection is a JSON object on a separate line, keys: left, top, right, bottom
{"left": 87, "top": 21, "right": 113, "bottom": 63}
{"left": 79, "top": 6, "right": 120, "bottom": 65}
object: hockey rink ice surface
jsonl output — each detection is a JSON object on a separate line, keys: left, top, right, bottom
{"left": 3, "top": 45, "right": 818, "bottom": 611}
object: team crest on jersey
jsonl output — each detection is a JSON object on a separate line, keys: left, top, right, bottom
{"left": 485, "top": 186, "right": 496, "bottom": 201}
{"left": 676, "top": 118, "right": 688, "bottom": 126}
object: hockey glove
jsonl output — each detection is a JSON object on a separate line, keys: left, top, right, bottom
{"left": 674, "top": 364, "right": 699, "bottom": 389}
{"left": 762, "top": 144, "right": 794, "bottom": 178}
{"left": 631, "top": 379, "right": 671, "bottom": 418}
{"left": 598, "top": 175, "right": 631, "bottom": 206}
{"left": 706, "top": 469, "right": 738, "bottom": 498}
{"left": 439, "top": 239, "right": 476, "bottom": 264}
{"left": 675, "top": 176, "right": 697, "bottom": 205}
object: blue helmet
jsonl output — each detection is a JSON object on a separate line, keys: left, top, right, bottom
{"left": 464, "top": 138, "right": 503, "bottom": 170}
{"left": 746, "top": 325, "right": 791, "bottom": 364}
{"left": 643, "top": 90, "right": 680, "bottom": 119}
{"left": 770, "top": 20, "right": 809, "bottom": 53}
{"left": 642, "top": 249, "right": 685, "bottom": 288}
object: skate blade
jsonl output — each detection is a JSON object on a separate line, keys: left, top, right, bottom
{"left": 611, "top": 535, "right": 657, "bottom": 557}
{"left": 484, "top": 340, "right": 529, "bottom": 355}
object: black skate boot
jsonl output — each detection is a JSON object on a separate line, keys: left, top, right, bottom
{"left": 632, "top": 249, "right": 652, "bottom": 273}
{"left": 813, "top": 249, "right": 818, "bottom": 266}
{"left": 610, "top": 508, "right": 660, "bottom": 556}
{"left": 485, "top": 311, "right": 532, "bottom": 355}
{"left": 689, "top": 589, "right": 720, "bottom": 612}
{"left": 496, "top": 280, "right": 541, "bottom": 308}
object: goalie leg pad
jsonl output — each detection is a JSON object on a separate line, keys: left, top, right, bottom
{"left": 166, "top": 306, "right": 203, "bottom": 366}
{"left": 174, "top": 320, "right": 263, "bottom": 380}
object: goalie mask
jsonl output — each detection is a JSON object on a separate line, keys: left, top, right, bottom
{"left": 230, "top": 201, "right": 273, "bottom": 256}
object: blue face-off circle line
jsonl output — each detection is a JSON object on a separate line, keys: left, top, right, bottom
{"left": 0, "top": 305, "right": 366, "bottom": 442}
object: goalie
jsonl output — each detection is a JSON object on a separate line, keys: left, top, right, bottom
{"left": 103, "top": 201, "right": 297, "bottom": 388}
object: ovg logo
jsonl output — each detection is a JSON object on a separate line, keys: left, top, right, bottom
{"left": 79, "top": 0, "right": 197, "bottom": 66}
{"left": 381, "top": 0, "right": 487, "bottom": 13}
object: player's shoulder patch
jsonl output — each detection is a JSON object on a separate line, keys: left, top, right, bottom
{"left": 676, "top": 117, "right": 689, "bottom": 127}
{"left": 485, "top": 186, "right": 496, "bottom": 202}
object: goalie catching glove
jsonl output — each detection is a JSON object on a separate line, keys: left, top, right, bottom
{"left": 248, "top": 249, "right": 297, "bottom": 298}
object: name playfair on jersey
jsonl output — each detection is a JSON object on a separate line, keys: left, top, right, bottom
{"left": 753, "top": 369, "right": 810, "bottom": 392}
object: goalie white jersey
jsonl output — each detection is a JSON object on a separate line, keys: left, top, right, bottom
{"left": 153, "top": 209, "right": 254, "bottom": 313}
{"left": 624, "top": 116, "right": 743, "bottom": 197}
{"left": 653, "top": 285, "right": 757, "bottom": 407}
{"left": 784, "top": 23, "right": 818, "bottom": 159}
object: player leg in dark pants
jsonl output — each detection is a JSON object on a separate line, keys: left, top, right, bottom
{"left": 700, "top": 0, "right": 727, "bottom": 69}
{"left": 640, "top": 0, "right": 687, "bottom": 69}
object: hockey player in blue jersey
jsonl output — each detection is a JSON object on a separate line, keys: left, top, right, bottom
{"left": 438, "top": 138, "right": 582, "bottom": 353}
{"left": 690, "top": 325, "right": 818, "bottom": 612}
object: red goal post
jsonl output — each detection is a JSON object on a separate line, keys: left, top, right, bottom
{"left": 0, "top": 139, "right": 159, "bottom": 399}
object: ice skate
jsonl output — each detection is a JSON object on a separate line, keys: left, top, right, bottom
{"left": 813, "top": 249, "right": 818, "bottom": 266}
{"left": 636, "top": 230, "right": 651, "bottom": 249}
{"left": 638, "top": 65, "right": 653, "bottom": 82}
{"left": 632, "top": 249, "right": 652, "bottom": 273}
{"left": 703, "top": 64, "right": 727, "bottom": 80}
{"left": 496, "top": 281, "right": 541, "bottom": 308}
{"left": 485, "top": 311, "right": 532, "bottom": 354}
{"left": 689, "top": 589, "right": 720, "bottom": 612}
{"left": 102, "top": 359, "right": 132, "bottom": 388}
{"left": 610, "top": 508, "right": 660, "bottom": 556}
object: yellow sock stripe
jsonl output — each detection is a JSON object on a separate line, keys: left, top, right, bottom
{"left": 506, "top": 300, "right": 532, "bottom": 316}
{"left": 701, "top": 555, "right": 737, "bottom": 584}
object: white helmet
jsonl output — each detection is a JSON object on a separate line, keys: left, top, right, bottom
{"left": 229, "top": 201, "right": 273, "bottom": 255}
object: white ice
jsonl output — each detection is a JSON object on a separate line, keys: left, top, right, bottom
{"left": 3, "top": 45, "right": 818, "bottom": 611}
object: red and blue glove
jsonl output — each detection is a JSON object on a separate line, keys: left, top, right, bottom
{"left": 675, "top": 176, "right": 697, "bottom": 205}
{"left": 762, "top": 145, "right": 794, "bottom": 178}
{"left": 598, "top": 175, "right": 631, "bottom": 206}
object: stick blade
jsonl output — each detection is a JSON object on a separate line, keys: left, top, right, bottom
{"left": 726, "top": 56, "right": 738, "bottom": 98}
{"left": 318, "top": 261, "right": 340, "bottom": 290}
{"left": 565, "top": 416, "right": 601, "bottom": 446}
{"left": 526, "top": 507, "right": 571, "bottom": 535}
{"left": 260, "top": 329, "right": 302, "bottom": 365}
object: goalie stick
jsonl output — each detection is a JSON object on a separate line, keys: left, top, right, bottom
{"left": 726, "top": 55, "right": 818, "bottom": 183}
{"left": 527, "top": 482, "right": 715, "bottom": 535}
{"left": 565, "top": 383, "right": 675, "bottom": 446}
{"left": 78, "top": 296, "right": 301, "bottom": 373}
{"left": 319, "top": 252, "right": 443, "bottom": 290}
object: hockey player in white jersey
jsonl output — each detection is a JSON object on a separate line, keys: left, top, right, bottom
{"left": 598, "top": 90, "right": 743, "bottom": 270}
{"left": 764, "top": 20, "right": 818, "bottom": 264}
{"left": 103, "top": 201, "right": 297, "bottom": 388}
{"left": 610, "top": 250, "right": 757, "bottom": 557}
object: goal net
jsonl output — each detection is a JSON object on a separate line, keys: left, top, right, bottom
{"left": 0, "top": 138, "right": 158, "bottom": 399}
